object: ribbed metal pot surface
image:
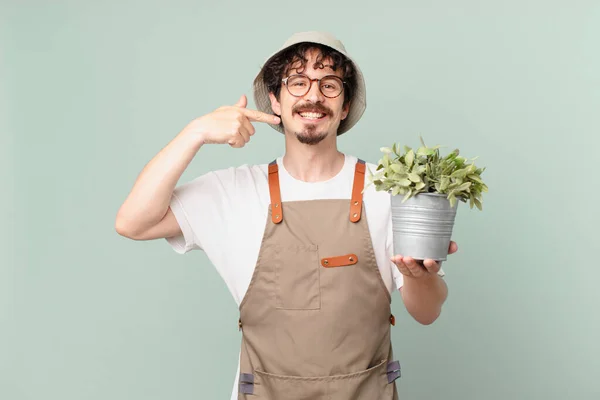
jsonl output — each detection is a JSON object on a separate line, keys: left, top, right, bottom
{"left": 390, "top": 192, "right": 458, "bottom": 261}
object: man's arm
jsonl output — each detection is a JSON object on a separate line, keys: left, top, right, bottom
{"left": 115, "top": 95, "right": 280, "bottom": 240}
{"left": 114, "top": 129, "right": 204, "bottom": 240}
{"left": 400, "top": 270, "right": 448, "bottom": 325}
{"left": 391, "top": 241, "right": 457, "bottom": 325}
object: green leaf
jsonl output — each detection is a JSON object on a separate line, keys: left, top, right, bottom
{"left": 380, "top": 147, "right": 393, "bottom": 154}
{"left": 449, "top": 194, "right": 457, "bottom": 208}
{"left": 474, "top": 198, "right": 483, "bottom": 210}
{"left": 408, "top": 173, "right": 421, "bottom": 183}
{"left": 440, "top": 177, "right": 450, "bottom": 191}
{"left": 446, "top": 150, "right": 458, "bottom": 159}
{"left": 382, "top": 154, "right": 390, "bottom": 167}
{"left": 405, "top": 150, "right": 415, "bottom": 167}
{"left": 413, "top": 165, "right": 426, "bottom": 174}
{"left": 390, "top": 164, "right": 403, "bottom": 173}
{"left": 416, "top": 146, "right": 434, "bottom": 157}
{"left": 402, "top": 188, "right": 413, "bottom": 202}
{"left": 415, "top": 181, "right": 426, "bottom": 190}
{"left": 392, "top": 186, "right": 401, "bottom": 196}
{"left": 467, "top": 174, "right": 483, "bottom": 183}
{"left": 455, "top": 182, "right": 472, "bottom": 192}
{"left": 397, "top": 178, "right": 412, "bottom": 187}
{"left": 450, "top": 168, "right": 468, "bottom": 179}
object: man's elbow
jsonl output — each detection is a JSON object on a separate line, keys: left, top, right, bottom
{"left": 115, "top": 215, "right": 143, "bottom": 240}
{"left": 414, "top": 312, "right": 441, "bottom": 325}
{"left": 408, "top": 307, "right": 442, "bottom": 325}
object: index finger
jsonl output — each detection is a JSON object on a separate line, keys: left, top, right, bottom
{"left": 239, "top": 108, "right": 281, "bottom": 124}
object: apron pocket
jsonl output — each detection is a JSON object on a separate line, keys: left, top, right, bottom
{"left": 274, "top": 244, "right": 320, "bottom": 310}
{"left": 253, "top": 359, "right": 388, "bottom": 400}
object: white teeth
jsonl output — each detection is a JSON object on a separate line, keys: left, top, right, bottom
{"left": 299, "top": 112, "right": 325, "bottom": 119}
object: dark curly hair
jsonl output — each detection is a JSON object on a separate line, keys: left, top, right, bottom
{"left": 257, "top": 42, "right": 357, "bottom": 109}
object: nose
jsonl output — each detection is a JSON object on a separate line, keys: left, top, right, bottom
{"left": 304, "top": 79, "right": 325, "bottom": 103}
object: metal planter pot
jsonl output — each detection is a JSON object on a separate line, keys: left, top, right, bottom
{"left": 390, "top": 192, "right": 458, "bottom": 261}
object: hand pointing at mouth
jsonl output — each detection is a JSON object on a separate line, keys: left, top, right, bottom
{"left": 184, "top": 95, "right": 281, "bottom": 148}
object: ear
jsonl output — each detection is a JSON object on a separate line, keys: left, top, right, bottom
{"left": 269, "top": 93, "right": 282, "bottom": 116}
{"left": 341, "top": 100, "right": 351, "bottom": 120}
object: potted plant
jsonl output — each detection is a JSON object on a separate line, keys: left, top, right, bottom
{"left": 366, "top": 136, "right": 488, "bottom": 261}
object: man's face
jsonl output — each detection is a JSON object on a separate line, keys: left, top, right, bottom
{"left": 269, "top": 49, "right": 350, "bottom": 145}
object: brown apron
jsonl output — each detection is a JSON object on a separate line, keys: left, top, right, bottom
{"left": 237, "top": 159, "right": 400, "bottom": 399}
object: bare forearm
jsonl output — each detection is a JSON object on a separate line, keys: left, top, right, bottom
{"left": 116, "top": 128, "right": 204, "bottom": 236}
{"left": 401, "top": 274, "right": 448, "bottom": 325}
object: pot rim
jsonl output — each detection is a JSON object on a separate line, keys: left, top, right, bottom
{"left": 388, "top": 191, "right": 448, "bottom": 197}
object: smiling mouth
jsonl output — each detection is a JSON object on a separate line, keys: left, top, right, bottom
{"left": 297, "top": 111, "right": 327, "bottom": 120}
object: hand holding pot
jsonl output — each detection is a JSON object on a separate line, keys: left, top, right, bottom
{"left": 391, "top": 241, "right": 458, "bottom": 278}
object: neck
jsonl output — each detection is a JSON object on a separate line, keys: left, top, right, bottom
{"left": 282, "top": 135, "right": 345, "bottom": 182}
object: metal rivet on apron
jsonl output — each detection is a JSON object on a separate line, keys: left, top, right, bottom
{"left": 275, "top": 214, "right": 280, "bottom": 219}
{"left": 353, "top": 213, "right": 358, "bottom": 218}
{"left": 354, "top": 201, "right": 358, "bottom": 206}
{"left": 324, "top": 260, "right": 329, "bottom": 265}
{"left": 349, "top": 256, "right": 354, "bottom": 262}
{"left": 274, "top": 203, "right": 279, "bottom": 208}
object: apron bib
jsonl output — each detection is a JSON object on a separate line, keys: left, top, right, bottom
{"left": 237, "top": 159, "right": 400, "bottom": 399}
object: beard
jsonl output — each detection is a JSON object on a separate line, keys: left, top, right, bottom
{"left": 290, "top": 102, "right": 332, "bottom": 145}
{"left": 295, "top": 125, "right": 328, "bottom": 145}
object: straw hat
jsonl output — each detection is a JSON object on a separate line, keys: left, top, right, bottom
{"left": 252, "top": 31, "right": 366, "bottom": 135}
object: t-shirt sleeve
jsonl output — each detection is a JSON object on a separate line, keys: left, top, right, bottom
{"left": 166, "top": 187, "right": 201, "bottom": 254}
{"left": 165, "top": 169, "right": 235, "bottom": 254}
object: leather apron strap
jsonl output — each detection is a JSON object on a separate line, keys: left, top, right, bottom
{"left": 267, "top": 158, "right": 367, "bottom": 224}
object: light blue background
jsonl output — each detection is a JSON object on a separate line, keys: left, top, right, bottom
{"left": 3, "top": 1, "right": 599, "bottom": 399}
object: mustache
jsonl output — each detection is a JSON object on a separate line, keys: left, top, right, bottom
{"left": 293, "top": 103, "right": 332, "bottom": 115}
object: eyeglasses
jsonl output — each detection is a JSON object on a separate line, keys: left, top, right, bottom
{"left": 281, "top": 74, "right": 346, "bottom": 98}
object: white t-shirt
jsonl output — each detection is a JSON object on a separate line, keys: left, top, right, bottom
{"left": 165, "top": 153, "right": 443, "bottom": 399}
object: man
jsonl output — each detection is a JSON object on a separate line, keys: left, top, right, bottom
{"left": 116, "top": 31, "right": 456, "bottom": 400}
